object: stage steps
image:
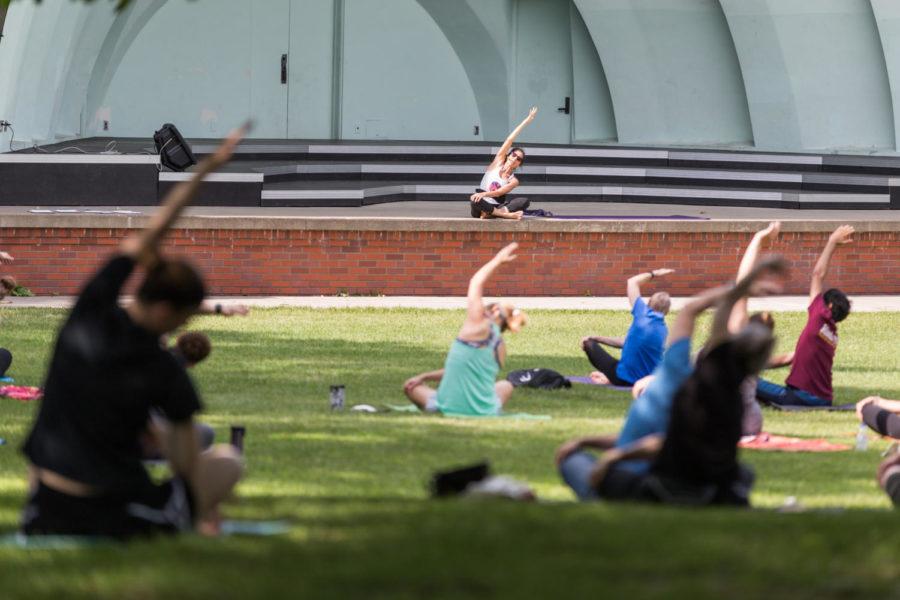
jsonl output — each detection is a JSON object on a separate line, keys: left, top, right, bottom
{"left": 259, "top": 180, "right": 890, "bottom": 210}
{"left": 2, "top": 138, "right": 899, "bottom": 209}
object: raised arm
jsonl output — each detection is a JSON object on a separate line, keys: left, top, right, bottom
{"left": 809, "top": 225, "right": 854, "bottom": 302}
{"left": 707, "top": 255, "right": 787, "bottom": 350}
{"left": 494, "top": 107, "right": 537, "bottom": 164}
{"left": 626, "top": 269, "right": 674, "bottom": 307}
{"left": 728, "top": 222, "right": 780, "bottom": 333}
{"left": 120, "top": 123, "right": 249, "bottom": 266}
{"left": 465, "top": 243, "right": 519, "bottom": 325}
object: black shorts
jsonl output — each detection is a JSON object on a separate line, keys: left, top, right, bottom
{"left": 21, "top": 478, "right": 195, "bottom": 539}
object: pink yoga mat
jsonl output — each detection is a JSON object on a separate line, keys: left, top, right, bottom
{"left": 739, "top": 433, "right": 849, "bottom": 452}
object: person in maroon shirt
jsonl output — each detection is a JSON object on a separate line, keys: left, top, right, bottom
{"left": 756, "top": 225, "right": 854, "bottom": 406}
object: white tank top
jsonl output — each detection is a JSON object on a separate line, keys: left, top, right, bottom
{"left": 479, "top": 167, "right": 510, "bottom": 197}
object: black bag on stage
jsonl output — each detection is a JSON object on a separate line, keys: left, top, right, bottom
{"left": 153, "top": 123, "right": 197, "bottom": 172}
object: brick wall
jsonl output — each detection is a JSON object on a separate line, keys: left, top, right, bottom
{"left": 0, "top": 226, "right": 898, "bottom": 296}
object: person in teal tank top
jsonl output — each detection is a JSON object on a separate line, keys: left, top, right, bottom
{"left": 403, "top": 243, "right": 527, "bottom": 416}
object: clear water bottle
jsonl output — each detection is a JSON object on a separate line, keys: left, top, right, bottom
{"left": 855, "top": 423, "right": 869, "bottom": 452}
{"left": 329, "top": 385, "right": 345, "bottom": 411}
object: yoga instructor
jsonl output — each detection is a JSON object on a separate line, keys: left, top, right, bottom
{"left": 470, "top": 107, "right": 537, "bottom": 220}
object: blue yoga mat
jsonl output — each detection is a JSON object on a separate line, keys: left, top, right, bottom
{"left": 0, "top": 520, "right": 291, "bottom": 548}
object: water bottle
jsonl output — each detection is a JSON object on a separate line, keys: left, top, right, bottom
{"left": 329, "top": 385, "right": 346, "bottom": 410}
{"left": 855, "top": 423, "right": 869, "bottom": 452}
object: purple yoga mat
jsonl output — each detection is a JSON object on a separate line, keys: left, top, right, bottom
{"left": 531, "top": 215, "right": 708, "bottom": 221}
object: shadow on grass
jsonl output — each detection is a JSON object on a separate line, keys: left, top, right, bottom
{"left": 1, "top": 495, "right": 900, "bottom": 599}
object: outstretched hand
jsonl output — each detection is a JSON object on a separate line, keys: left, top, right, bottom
{"left": 494, "top": 242, "right": 519, "bottom": 264}
{"left": 759, "top": 221, "right": 781, "bottom": 242}
{"left": 829, "top": 224, "right": 855, "bottom": 246}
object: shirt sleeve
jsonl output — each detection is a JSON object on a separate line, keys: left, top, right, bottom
{"left": 808, "top": 293, "right": 830, "bottom": 323}
{"left": 632, "top": 297, "right": 649, "bottom": 320}
{"left": 156, "top": 360, "right": 203, "bottom": 423}
{"left": 70, "top": 255, "right": 135, "bottom": 318}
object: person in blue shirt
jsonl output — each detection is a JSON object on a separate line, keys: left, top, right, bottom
{"left": 557, "top": 257, "right": 786, "bottom": 502}
{"left": 581, "top": 269, "right": 673, "bottom": 387}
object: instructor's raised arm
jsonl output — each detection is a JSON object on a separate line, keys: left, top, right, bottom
{"left": 494, "top": 107, "right": 537, "bottom": 165}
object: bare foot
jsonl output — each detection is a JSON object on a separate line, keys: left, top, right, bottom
{"left": 196, "top": 507, "right": 223, "bottom": 537}
{"left": 589, "top": 371, "right": 610, "bottom": 385}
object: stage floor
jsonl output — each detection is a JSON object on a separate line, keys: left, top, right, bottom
{"left": 3, "top": 201, "right": 900, "bottom": 222}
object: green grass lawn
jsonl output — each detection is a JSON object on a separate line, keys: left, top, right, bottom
{"left": 0, "top": 307, "right": 899, "bottom": 599}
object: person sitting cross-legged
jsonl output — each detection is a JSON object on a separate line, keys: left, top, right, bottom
{"left": 557, "top": 257, "right": 786, "bottom": 503}
{"left": 403, "top": 243, "right": 527, "bottom": 416}
{"left": 581, "top": 268, "right": 673, "bottom": 387}
{"left": 756, "top": 225, "right": 854, "bottom": 407}
{"left": 20, "top": 126, "right": 249, "bottom": 539}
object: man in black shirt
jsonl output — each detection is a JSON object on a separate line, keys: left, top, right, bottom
{"left": 21, "top": 126, "right": 248, "bottom": 538}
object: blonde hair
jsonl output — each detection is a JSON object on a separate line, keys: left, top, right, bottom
{"left": 501, "top": 302, "right": 528, "bottom": 333}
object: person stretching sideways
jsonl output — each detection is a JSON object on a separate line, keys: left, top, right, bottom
{"left": 582, "top": 268, "right": 673, "bottom": 387}
{"left": 403, "top": 243, "right": 527, "bottom": 416}
{"left": 557, "top": 257, "right": 786, "bottom": 502}
{"left": 20, "top": 126, "right": 248, "bottom": 539}
{"left": 756, "top": 225, "right": 854, "bottom": 407}
{"left": 726, "top": 222, "right": 794, "bottom": 436}
{"left": 469, "top": 108, "right": 538, "bottom": 220}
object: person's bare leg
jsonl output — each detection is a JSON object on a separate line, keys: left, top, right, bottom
{"left": 495, "top": 380, "right": 514, "bottom": 407}
{"left": 191, "top": 444, "right": 243, "bottom": 533}
{"left": 404, "top": 383, "right": 435, "bottom": 412}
